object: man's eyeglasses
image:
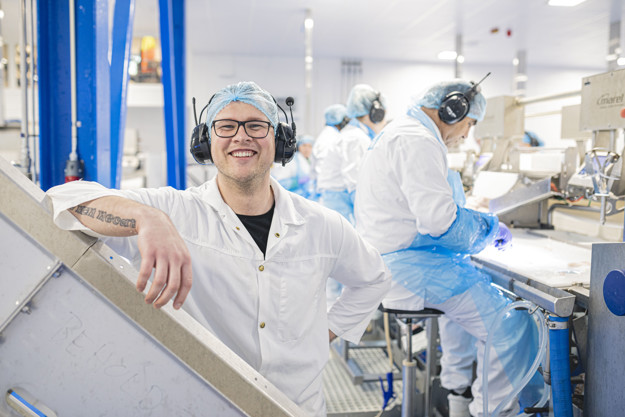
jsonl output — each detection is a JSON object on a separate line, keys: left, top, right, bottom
{"left": 211, "top": 119, "right": 273, "bottom": 139}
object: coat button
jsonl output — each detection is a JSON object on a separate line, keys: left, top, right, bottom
{"left": 236, "top": 226, "right": 240, "bottom": 231}
{"left": 259, "top": 265, "right": 264, "bottom": 271}
{"left": 275, "top": 232, "right": 280, "bottom": 238}
{"left": 260, "top": 322, "right": 266, "bottom": 329}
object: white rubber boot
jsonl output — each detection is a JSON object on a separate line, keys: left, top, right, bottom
{"left": 448, "top": 392, "right": 472, "bottom": 417}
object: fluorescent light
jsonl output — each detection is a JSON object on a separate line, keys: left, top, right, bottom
{"left": 617, "top": 57, "right": 625, "bottom": 66}
{"left": 305, "top": 56, "right": 313, "bottom": 64}
{"left": 438, "top": 50, "right": 457, "bottom": 60}
{"left": 304, "top": 18, "right": 314, "bottom": 29}
{"left": 512, "top": 58, "right": 519, "bottom": 66}
{"left": 548, "top": 0, "right": 586, "bottom": 6}
{"left": 456, "top": 55, "right": 465, "bottom": 64}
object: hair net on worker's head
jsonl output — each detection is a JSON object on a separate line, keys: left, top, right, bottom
{"left": 346, "top": 84, "right": 385, "bottom": 118}
{"left": 324, "top": 104, "right": 347, "bottom": 126}
{"left": 297, "top": 135, "right": 314, "bottom": 147}
{"left": 205, "top": 81, "right": 279, "bottom": 139}
{"left": 413, "top": 79, "right": 487, "bottom": 122}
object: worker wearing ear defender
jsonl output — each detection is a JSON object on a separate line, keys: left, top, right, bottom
{"left": 354, "top": 79, "right": 542, "bottom": 417}
{"left": 46, "top": 81, "right": 391, "bottom": 417}
{"left": 317, "top": 84, "right": 387, "bottom": 225}
{"left": 312, "top": 104, "right": 349, "bottom": 200}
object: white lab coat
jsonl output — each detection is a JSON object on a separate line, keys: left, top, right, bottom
{"left": 354, "top": 111, "right": 542, "bottom": 416}
{"left": 336, "top": 122, "right": 374, "bottom": 193}
{"left": 311, "top": 125, "right": 340, "bottom": 181}
{"left": 354, "top": 114, "right": 457, "bottom": 254}
{"left": 47, "top": 178, "right": 391, "bottom": 417}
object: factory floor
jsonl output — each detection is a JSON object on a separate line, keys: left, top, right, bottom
{"left": 323, "top": 344, "right": 403, "bottom": 417}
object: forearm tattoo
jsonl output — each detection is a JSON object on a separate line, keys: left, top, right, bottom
{"left": 70, "top": 204, "right": 137, "bottom": 229}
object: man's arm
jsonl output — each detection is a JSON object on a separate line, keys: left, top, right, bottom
{"left": 67, "top": 196, "right": 192, "bottom": 310}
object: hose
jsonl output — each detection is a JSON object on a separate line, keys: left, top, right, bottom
{"left": 483, "top": 300, "right": 548, "bottom": 417}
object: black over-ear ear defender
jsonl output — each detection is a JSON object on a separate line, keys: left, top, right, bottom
{"left": 274, "top": 97, "right": 297, "bottom": 166}
{"left": 369, "top": 92, "right": 386, "bottom": 124}
{"left": 438, "top": 72, "right": 491, "bottom": 125}
{"left": 337, "top": 116, "right": 350, "bottom": 130}
{"left": 190, "top": 96, "right": 213, "bottom": 164}
{"left": 189, "top": 94, "right": 297, "bottom": 166}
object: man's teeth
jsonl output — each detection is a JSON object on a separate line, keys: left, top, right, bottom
{"left": 231, "top": 151, "right": 254, "bottom": 157}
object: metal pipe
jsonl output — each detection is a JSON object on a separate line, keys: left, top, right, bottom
{"left": 69, "top": 0, "right": 78, "bottom": 161}
{"left": 18, "top": 0, "right": 31, "bottom": 178}
{"left": 547, "top": 203, "right": 600, "bottom": 226}
{"left": 29, "top": 0, "right": 37, "bottom": 183}
{"left": 516, "top": 90, "right": 581, "bottom": 106}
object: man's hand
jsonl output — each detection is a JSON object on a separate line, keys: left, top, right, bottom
{"left": 136, "top": 209, "right": 192, "bottom": 309}
{"left": 329, "top": 330, "right": 337, "bottom": 343}
{"left": 68, "top": 196, "right": 192, "bottom": 310}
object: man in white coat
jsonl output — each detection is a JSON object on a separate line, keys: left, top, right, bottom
{"left": 46, "top": 81, "right": 391, "bottom": 417}
{"left": 317, "top": 85, "right": 386, "bottom": 225}
{"left": 355, "top": 79, "right": 541, "bottom": 417}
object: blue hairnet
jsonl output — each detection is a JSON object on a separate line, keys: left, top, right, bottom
{"left": 324, "top": 104, "right": 347, "bottom": 126}
{"left": 205, "top": 81, "right": 279, "bottom": 139}
{"left": 346, "top": 84, "right": 385, "bottom": 118}
{"left": 413, "top": 79, "right": 487, "bottom": 122}
{"left": 297, "top": 135, "right": 314, "bottom": 147}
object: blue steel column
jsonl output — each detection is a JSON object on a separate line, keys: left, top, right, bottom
{"left": 110, "top": 0, "right": 136, "bottom": 189}
{"left": 159, "top": 0, "right": 186, "bottom": 189}
{"left": 75, "top": 0, "right": 111, "bottom": 186}
{"left": 37, "top": 1, "right": 71, "bottom": 190}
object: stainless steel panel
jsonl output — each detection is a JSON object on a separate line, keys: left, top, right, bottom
{"left": 580, "top": 69, "right": 625, "bottom": 130}
{"left": 584, "top": 242, "right": 625, "bottom": 416}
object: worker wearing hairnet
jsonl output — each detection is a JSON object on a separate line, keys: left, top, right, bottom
{"left": 312, "top": 104, "right": 349, "bottom": 200}
{"left": 355, "top": 80, "right": 541, "bottom": 417}
{"left": 46, "top": 81, "right": 391, "bottom": 417}
{"left": 271, "top": 135, "right": 315, "bottom": 199}
{"left": 317, "top": 85, "right": 386, "bottom": 224}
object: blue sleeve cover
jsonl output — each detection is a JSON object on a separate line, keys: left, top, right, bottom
{"left": 410, "top": 206, "right": 499, "bottom": 254}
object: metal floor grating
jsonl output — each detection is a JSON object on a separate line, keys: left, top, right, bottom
{"left": 323, "top": 345, "right": 403, "bottom": 416}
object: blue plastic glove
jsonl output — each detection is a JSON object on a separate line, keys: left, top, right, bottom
{"left": 493, "top": 222, "right": 512, "bottom": 250}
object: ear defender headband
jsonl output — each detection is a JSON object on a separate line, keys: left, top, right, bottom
{"left": 438, "top": 72, "right": 491, "bottom": 125}
{"left": 369, "top": 92, "right": 386, "bottom": 124}
{"left": 190, "top": 95, "right": 297, "bottom": 166}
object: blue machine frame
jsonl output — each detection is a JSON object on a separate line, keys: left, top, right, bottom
{"left": 38, "top": 0, "right": 186, "bottom": 190}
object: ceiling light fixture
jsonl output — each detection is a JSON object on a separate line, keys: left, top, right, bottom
{"left": 456, "top": 55, "right": 465, "bottom": 64}
{"left": 617, "top": 57, "right": 625, "bottom": 66}
{"left": 606, "top": 54, "right": 618, "bottom": 62}
{"left": 547, "top": 0, "right": 586, "bottom": 7}
{"left": 304, "top": 17, "right": 314, "bottom": 29}
{"left": 438, "top": 51, "right": 457, "bottom": 60}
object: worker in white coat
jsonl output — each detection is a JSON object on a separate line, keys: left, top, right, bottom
{"left": 317, "top": 84, "right": 386, "bottom": 225}
{"left": 312, "top": 104, "right": 349, "bottom": 198}
{"left": 46, "top": 81, "right": 391, "bottom": 417}
{"left": 354, "top": 79, "right": 541, "bottom": 417}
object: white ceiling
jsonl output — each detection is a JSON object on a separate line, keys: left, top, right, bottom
{"left": 153, "top": 0, "right": 625, "bottom": 69}
{"left": 1, "top": 0, "right": 622, "bottom": 70}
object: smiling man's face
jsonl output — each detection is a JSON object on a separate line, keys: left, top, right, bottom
{"left": 211, "top": 101, "right": 275, "bottom": 188}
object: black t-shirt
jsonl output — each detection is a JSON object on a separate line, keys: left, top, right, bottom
{"left": 236, "top": 203, "right": 275, "bottom": 256}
